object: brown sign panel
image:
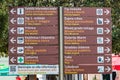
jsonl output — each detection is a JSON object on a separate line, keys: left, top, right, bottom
{"left": 9, "top": 17, "right": 58, "bottom": 26}
{"left": 64, "top": 55, "right": 111, "bottom": 65}
{"left": 64, "top": 7, "right": 111, "bottom": 17}
{"left": 9, "top": 36, "right": 58, "bottom": 45}
{"left": 65, "top": 65, "right": 112, "bottom": 74}
{"left": 64, "top": 26, "right": 111, "bottom": 36}
{"left": 9, "top": 55, "right": 58, "bottom": 65}
{"left": 9, "top": 46, "right": 58, "bottom": 55}
{"left": 64, "top": 46, "right": 111, "bottom": 54}
{"left": 9, "top": 26, "right": 58, "bottom": 36}
{"left": 9, "top": 7, "right": 58, "bottom": 16}
{"left": 64, "top": 36, "right": 111, "bottom": 45}
{"left": 64, "top": 17, "right": 111, "bottom": 26}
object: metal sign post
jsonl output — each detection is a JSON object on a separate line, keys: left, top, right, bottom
{"left": 59, "top": 6, "right": 64, "bottom": 80}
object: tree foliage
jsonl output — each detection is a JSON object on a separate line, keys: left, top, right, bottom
{"left": 0, "top": 0, "right": 120, "bottom": 57}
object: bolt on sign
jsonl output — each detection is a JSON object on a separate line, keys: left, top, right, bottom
{"left": 63, "top": 7, "right": 112, "bottom": 74}
{"left": 8, "top": 7, "right": 59, "bottom": 75}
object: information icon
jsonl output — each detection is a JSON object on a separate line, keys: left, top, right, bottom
{"left": 96, "top": 9, "right": 103, "bottom": 15}
{"left": 98, "top": 66, "right": 104, "bottom": 73}
{"left": 97, "top": 37, "right": 103, "bottom": 44}
{"left": 97, "top": 46, "right": 104, "bottom": 53}
{"left": 17, "top": 47, "right": 24, "bottom": 54}
{"left": 17, "top": 8, "right": 24, "bottom": 15}
{"left": 17, "top": 37, "right": 24, "bottom": 44}
{"left": 17, "top": 57, "right": 24, "bottom": 63}
{"left": 97, "top": 28, "right": 103, "bottom": 34}
{"left": 97, "top": 56, "right": 104, "bottom": 63}
{"left": 17, "top": 27, "right": 24, "bottom": 34}
{"left": 17, "top": 18, "right": 24, "bottom": 24}
{"left": 97, "top": 18, "right": 103, "bottom": 25}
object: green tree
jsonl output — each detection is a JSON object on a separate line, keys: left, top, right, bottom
{"left": 0, "top": 0, "right": 9, "bottom": 57}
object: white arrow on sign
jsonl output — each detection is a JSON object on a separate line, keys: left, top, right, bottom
{"left": 10, "top": 37, "right": 16, "bottom": 44}
{"left": 10, "top": 28, "right": 16, "bottom": 34}
{"left": 10, "top": 47, "right": 16, "bottom": 53}
{"left": 10, "top": 18, "right": 16, "bottom": 24}
{"left": 104, "top": 18, "right": 110, "bottom": 24}
{"left": 104, "top": 9, "right": 110, "bottom": 15}
{"left": 105, "top": 57, "right": 111, "bottom": 63}
{"left": 105, "top": 47, "right": 111, "bottom": 53}
{"left": 105, "top": 66, "right": 111, "bottom": 72}
{"left": 104, "top": 38, "right": 110, "bottom": 44}
{"left": 10, "top": 8, "right": 16, "bottom": 14}
{"left": 104, "top": 28, "right": 110, "bottom": 34}
{"left": 10, "top": 57, "right": 16, "bottom": 63}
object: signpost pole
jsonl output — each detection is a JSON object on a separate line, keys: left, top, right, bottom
{"left": 59, "top": 6, "right": 64, "bottom": 80}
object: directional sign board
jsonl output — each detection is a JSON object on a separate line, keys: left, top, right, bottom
{"left": 64, "top": 17, "right": 111, "bottom": 26}
{"left": 8, "top": 7, "right": 59, "bottom": 74}
{"left": 64, "top": 55, "right": 111, "bottom": 64}
{"left": 64, "top": 46, "right": 111, "bottom": 54}
{"left": 63, "top": 7, "right": 112, "bottom": 74}
{"left": 64, "top": 8, "right": 111, "bottom": 17}
{"left": 64, "top": 26, "right": 111, "bottom": 36}
{"left": 64, "top": 36, "right": 111, "bottom": 45}
{"left": 8, "top": 7, "right": 112, "bottom": 75}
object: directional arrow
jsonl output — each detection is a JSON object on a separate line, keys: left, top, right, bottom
{"left": 104, "top": 38, "right": 110, "bottom": 44}
{"left": 10, "top": 8, "right": 16, "bottom": 14}
{"left": 10, "top": 28, "right": 16, "bottom": 34}
{"left": 10, "top": 37, "right": 16, "bottom": 44}
{"left": 104, "top": 18, "right": 110, "bottom": 24}
{"left": 105, "top": 57, "right": 111, "bottom": 63}
{"left": 104, "top": 9, "right": 110, "bottom": 15}
{"left": 104, "top": 28, "right": 110, "bottom": 34}
{"left": 10, "top": 47, "right": 16, "bottom": 53}
{"left": 10, "top": 57, "right": 16, "bottom": 63}
{"left": 105, "top": 47, "right": 111, "bottom": 53}
{"left": 105, "top": 66, "right": 111, "bottom": 72}
{"left": 10, "top": 18, "right": 16, "bottom": 24}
